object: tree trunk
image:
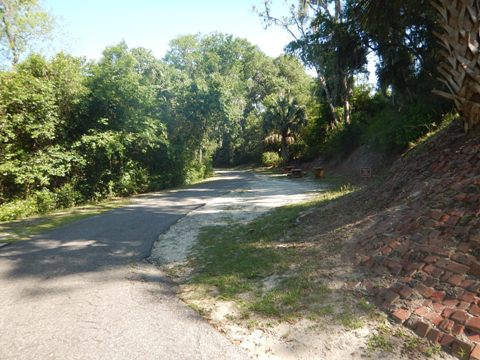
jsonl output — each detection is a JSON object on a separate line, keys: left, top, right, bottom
{"left": 280, "top": 135, "right": 290, "bottom": 164}
{"left": 342, "top": 75, "right": 352, "bottom": 124}
{"left": 315, "top": 65, "right": 340, "bottom": 124}
{"left": 1, "top": 2, "right": 19, "bottom": 65}
{"left": 432, "top": 0, "right": 480, "bottom": 132}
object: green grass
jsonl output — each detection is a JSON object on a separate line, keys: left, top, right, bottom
{"left": 185, "top": 183, "right": 357, "bottom": 321}
{"left": 357, "top": 298, "right": 376, "bottom": 313}
{"left": 367, "top": 321, "right": 394, "bottom": 353}
{"left": 337, "top": 306, "right": 365, "bottom": 330}
{"left": 0, "top": 198, "right": 129, "bottom": 243}
{"left": 367, "top": 332, "right": 394, "bottom": 353}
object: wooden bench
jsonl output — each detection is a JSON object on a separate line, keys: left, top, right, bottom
{"left": 313, "top": 167, "right": 325, "bottom": 179}
{"left": 289, "top": 168, "right": 305, "bottom": 178}
{"left": 282, "top": 166, "right": 294, "bottom": 174}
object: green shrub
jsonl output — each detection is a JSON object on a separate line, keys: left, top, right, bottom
{"left": 363, "top": 104, "right": 437, "bottom": 153}
{"left": 262, "top": 152, "right": 282, "bottom": 167}
{"left": 0, "top": 198, "right": 37, "bottom": 222}
{"left": 32, "top": 189, "right": 57, "bottom": 214}
{"left": 322, "top": 121, "right": 364, "bottom": 159}
{"left": 0, "top": 185, "right": 85, "bottom": 222}
{"left": 55, "top": 183, "right": 83, "bottom": 208}
{"left": 115, "top": 162, "right": 150, "bottom": 196}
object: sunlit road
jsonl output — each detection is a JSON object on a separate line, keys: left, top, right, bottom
{"left": 0, "top": 171, "right": 252, "bottom": 360}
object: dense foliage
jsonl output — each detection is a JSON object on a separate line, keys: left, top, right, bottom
{"left": 0, "top": 33, "right": 312, "bottom": 219}
{"left": 0, "top": 0, "right": 459, "bottom": 220}
{"left": 258, "top": 0, "right": 454, "bottom": 159}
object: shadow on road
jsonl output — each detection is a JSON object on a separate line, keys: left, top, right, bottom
{"left": 0, "top": 171, "right": 254, "bottom": 284}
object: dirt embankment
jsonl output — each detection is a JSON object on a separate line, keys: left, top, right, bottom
{"left": 353, "top": 121, "right": 480, "bottom": 359}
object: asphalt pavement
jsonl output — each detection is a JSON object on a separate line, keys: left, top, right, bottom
{"left": 0, "top": 171, "right": 253, "bottom": 360}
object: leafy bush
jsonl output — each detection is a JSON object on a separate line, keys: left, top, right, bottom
{"left": 115, "top": 162, "right": 150, "bottom": 196}
{"left": 363, "top": 104, "right": 437, "bottom": 153}
{"left": 0, "top": 197, "right": 38, "bottom": 222}
{"left": 0, "top": 185, "right": 85, "bottom": 222}
{"left": 322, "top": 121, "right": 364, "bottom": 159}
{"left": 32, "top": 189, "right": 57, "bottom": 214}
{"left": 55, "top": 183, "right": 83, "bottom": 208}
{"left": 262, "top": 152, "right": 282, "bottom": 167}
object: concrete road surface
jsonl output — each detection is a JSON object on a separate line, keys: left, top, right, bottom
{"left": 0, "top": 171, "right": 253, "bottom": 360}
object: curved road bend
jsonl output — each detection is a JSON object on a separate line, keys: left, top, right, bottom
{"left": 0, "top": 171, "right": 253, "bottom": 360}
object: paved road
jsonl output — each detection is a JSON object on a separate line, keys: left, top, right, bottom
{"left": 0, "top": 171, "right": 253, "bottom": 360}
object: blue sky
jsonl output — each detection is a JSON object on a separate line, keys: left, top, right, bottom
{"left": 44, "top": 0, "right": 293, "bottom": 60}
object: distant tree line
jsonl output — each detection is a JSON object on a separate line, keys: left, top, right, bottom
{"left": 0, "top": 27, "right": 312, "bottom": 219}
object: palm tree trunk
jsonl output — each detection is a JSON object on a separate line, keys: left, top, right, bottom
{"left": 280, "top": 134, "right": 290, "bottom": 164}
{"left": 432, "top": 0, "right": 480, "bottom": 132}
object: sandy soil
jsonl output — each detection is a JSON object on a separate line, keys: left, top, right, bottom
{"left": 150, "top": 171, "right": 323, "bottom": 266}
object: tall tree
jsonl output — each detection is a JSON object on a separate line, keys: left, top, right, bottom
{"left": 264, "top": 94, "right": 307, "bottom": 162}
{"left": 355, "top": 0, "right": 439, "bottom": 107}
{"left": 257, "top": 0, "right": 367, "bottom": 125}
{"left": 0, "top": 0, "right": 53, "bottom": 65}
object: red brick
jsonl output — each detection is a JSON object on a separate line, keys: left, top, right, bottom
{"left": 471, "top": 344, "right": 480, "bottom": 360}
{"left": 399, "top": 286, "right": 413, "bottom": 299}
{"left": 463, "top": 291, "right": 477, "bottom": 303}
{"left": 415, "top": 306, "right": 430, "bottom": 316}
{"left": 444, "top": 299, "right": 459, "bottom": 308}
{"left": 458, "top": 242, "right": 471, "bottom": 253}
{"left": 426, "top": 328, "right": 443, "bottom": 344}
{"left": 452, "top": 310, "right": 470, "bottom": 324}
{"left": 453, "top": 252, "right": 471, "bottom": 266}
{"left": 440, "top": 333, "right": 455, "bottom": 347}
{"left": 443, "top": 308, "right": 456, "bottom": 318}
{"left": 430, "top": 290, "right": 446, "bottom": 302}
{"left": 444, "top": 260, "right": 470, "bottom": 275}
{"left": 388, "top": 239, "right": 401, "bottom": 249}
{"left": 404, "top": 262, "right": 422, "bottom": 272}
{"left": 463, "top": 279, "right": 477, "bottom": 289}
{"left": 380, "top": 246, "right": 393, "bottom": 255}
{"left": 382, "top": 290, "right": 400, "bottom": 308}
{"left": 441, "top": 271, "right": 453, "bottom": 282}
{"left": 459, "top": 301, "right": 472, "bottom": 310}
{"left": 415, "top": 284, "right": 434, "bottom": 298}
{"left": 453, "top": 323, "right": 465, "bottom": 335}
{"left": 423, "top": 311, "right": 443, "bottom": 326}
{"left": 439, "top": 319, "right": 454, "bottom": 332}
{"left": 392, "top": 308, "right": 411, "bottom": 323}
{"left": 468, "top": 334, "right": 480, "bottom": 343}
{"left": 424, "top": 255, "right": 438, "bottom": 264}
{"left": 432, "top": 302, "right": 445, "bottom": 313}
{"left": 423, "top": 299, "right": 433, "bottom": 307}
{"left": 467, "top": 317, "right": 480, "bottom": 332}
{"left": 421, "top": 245, "right": 451, "bottom": 257}
{"left": 423, "top": 264, "right": 436, "bottom": 274}
{"left": 449, "top": 274, "right": 466, "bottom": 287}
{"left": 400, "top": 276, "right": 413, "bottom": 283}
{"left": 446, "top": 215, "right": 460, "bottom": 226}
{"left": 469, "top": 261, "right": 480, "bottom": 277}
{"left": 415, "top": 321, "right": 431, "bottom": 337}
{"left": 471, "top": 305, "right": 480, "bottom": 317}
{"left": 385, "top": 259, "right": 402, "bottom": 274}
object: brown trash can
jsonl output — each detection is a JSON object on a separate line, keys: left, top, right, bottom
{"left": 313, "top": 167, "right": 324, "bottom": 179}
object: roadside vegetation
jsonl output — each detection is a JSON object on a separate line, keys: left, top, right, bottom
{"left": 0, "top": 198, "right": 129, "bottom": 243}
